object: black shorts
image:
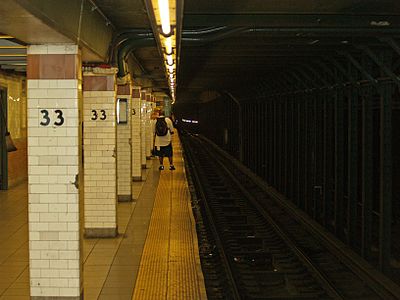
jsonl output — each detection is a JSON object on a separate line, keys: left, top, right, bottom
{"left": 155, "top": 143, "right": 173, "bottom": 157}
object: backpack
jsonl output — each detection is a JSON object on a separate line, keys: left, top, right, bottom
{"left": 155, "top": 117, "right": 168, "bottom": 136}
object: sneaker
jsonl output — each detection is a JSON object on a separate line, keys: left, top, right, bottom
{"left": 169, "top": 165, "right": 175, "bottom": 170}
{"left": 159, "top": 165, "right": 164, "bottom": 170}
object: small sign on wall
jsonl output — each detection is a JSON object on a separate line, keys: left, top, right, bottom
{"left": 117, "top": 98, "right": 128, "bottom": 124}
{"left": 39, "top": 109, "right": 65, "bottom": 127}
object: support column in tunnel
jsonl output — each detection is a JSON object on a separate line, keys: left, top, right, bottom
{"left": 116, "top": 83, "right": 132, "bottom": 202}
{"left": 82, "top": 67, "right": 118, "bottom": 238}
{"left": 132, "top": 86, "right": 142, "bottom": 181}
{"left": 27, "top": 44, "right": 83, "bottom": 299}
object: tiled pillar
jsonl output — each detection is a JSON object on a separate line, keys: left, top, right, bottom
{"left": 131, "top": 87, "right": 142, "bottom": 181}
{"left": 145, "top": 92, "right": 153, "bottom": 159}
{"left": 83, "top": 68, "right": 117, "bottom": 237}
{"left": 116, "top": 84, "right": 132, "bottom": 202}
{"left": 140, "top": 91, "right": 147, "bottom": 169}
{"left": 148, "top": 99, "right": 156, "bottom": 154}
{"left": 27, "top": 44, "right": 83, "bottom": 299}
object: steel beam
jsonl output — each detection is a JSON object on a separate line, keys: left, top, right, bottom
{"left": 379, "top": 82, "right": 392, "bottom": 274}
{"left": 359, "top": 45, "right": 400, "bottom": 89}
{"left": 339, "top": 51, "right": 378, "bottom": 86}
{"left": 347, "top": 62, "right": 358, "bottom": 247}
{"left": 297, "top": 97, "right": 302, "bottom": 208}
{"left": 381, "top": 37, "right": 400, "bottom": 58}
{"left": 224, "top": 92, "right": 243, "bottom": 162}
{"left": 183, "top": 14, "right": 400, "bottom": 29}
{"left": 361, "top": 85, "right": 373, "bottom": 260}
{"left": 334, "top": 85, "right": 345, "bottom": 239}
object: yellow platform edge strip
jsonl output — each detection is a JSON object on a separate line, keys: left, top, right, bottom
{"left": 132, "top": 133, "right": 207, "bottom": 300}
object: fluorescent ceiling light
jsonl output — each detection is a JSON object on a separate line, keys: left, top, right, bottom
{"left": 167, "top": 65, "right": 174, "bottom": 72}
{"left": 166, "top": 55, "right": 173, "bottom": 65}
{"left": 165, "top": 37, "right": 172, "bottom": 54}
{"left": 158, "top": 0, "right": 171, "bottom": 35}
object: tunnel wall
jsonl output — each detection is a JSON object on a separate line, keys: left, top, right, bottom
{"left": 197, "top": 74, "right": 400, "bottom": 274}
{"left": 198, "top": 97, "right": 240, "bottom": 159}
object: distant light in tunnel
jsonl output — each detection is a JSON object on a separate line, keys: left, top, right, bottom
{"left": 182, "top": 119, "right": 199, "bottom": 124}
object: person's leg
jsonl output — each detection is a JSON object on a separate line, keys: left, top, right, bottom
{"left": 168, "top": 155, "right": 175, "bottom": 170}
{"left": 168, "top": 149, "right": 175, "bottom": 170}
{"left": 159, "top": 155, "right": 164, "bottom": 170}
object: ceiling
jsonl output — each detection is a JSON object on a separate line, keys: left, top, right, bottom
{"left": 0, "top": 36, "right": 27, "bottom": 73}
{"left": 178, "top": 0, "right": 400, "bottom": 102}
{"left": 0, "top": 0, "right": 400, "bottom": 102}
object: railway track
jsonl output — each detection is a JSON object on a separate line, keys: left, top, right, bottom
{"left": 181, "top": 133, "right": 400, "bottom": 300}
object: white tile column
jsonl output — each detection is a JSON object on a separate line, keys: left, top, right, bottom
{"left": 148, "top": 99, "right": 156, "bottom": 154}
{"left": 27, "top": 44, "right": 83, "bottom": 299}
{"left": 145, "top": 92, "right": 153, "bottom": 159}
{"left": 116, "top": 83, "right": 132, "bottom": 202}
{"left": 83, "top": 67, "right": 117, "bottom": 238}
{"left": 131, "top": 87, "right": 142, "bottom": 181}
{"left": 140, "top": 91, "right": 147, "bottom": 169}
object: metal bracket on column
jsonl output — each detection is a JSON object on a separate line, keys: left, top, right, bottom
{"left": 315, "top": 61, "right": 337, "bottom": 84}
{"left": 356, "top": 45, "right": 400, "bottom": 89}
{"left": 268, "top": 78, "right": 288, "bottom": 94}
{"left": 301, "top": 64, "right": 330, "bottom": 87}
{"left": 254, "top": 80, "right": 273, "bottom": 97}
{"left": 294, "top": 68, "right": 319, "bottom": 91}
{"left": 380, "top": 37, "right": 400, "bottom": 57}
{"left": 326, "top": 57, "right": 351, "bottom": 83}
{"left": 383, "top": 38, "right": 400, "bottom": 70}
{"left": 338, "top": 51, "right": 378, "bottom": 87}
{"left": 280, "top": 74, "right": 297, "bottom": 94}
{"left": 287, "top": 71, "right": 310, "bottom": 92}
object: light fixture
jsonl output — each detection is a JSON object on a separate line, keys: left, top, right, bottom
{"left": 158, "top": 0, "right": 171, "bottom": 35}
{"left": 167, "top": 65, "right": 174, "bottom": 72}
{"left": 164, "top": 37, "right": 173, "bottom": 54}
{"left": 166, "top": 55, "right": 173, "bottom": 65}
{"left": 153, "top": 0, "right": 177, "bottom": 103}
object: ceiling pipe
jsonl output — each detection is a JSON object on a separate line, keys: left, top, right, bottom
{"left": 182, "top": 27, "right": 248, "bottom": 43}
{"left": 110, "top": 26, "right": 238, "bottom": 61}
{"left": 115, "top": 25, "right": 398, "bottom": 79}
{"left": 115, "top": 38, "right": 155, "bottom": 78}
{"left": 113, "top": 27, "right": 248, "bottom": 78}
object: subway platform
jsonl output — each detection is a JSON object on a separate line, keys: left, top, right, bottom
{"left": 0, "top": 133, "right": 207, "bottom": 300}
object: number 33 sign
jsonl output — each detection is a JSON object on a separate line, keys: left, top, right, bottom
{"left": 40, "top": 109, "right": 65, "bottom": 126}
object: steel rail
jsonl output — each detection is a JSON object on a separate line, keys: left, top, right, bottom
{"left": 199, "top": 134, "right": 400, "bottom": 300}
{"left": 182, "top": 137, "right": 241, "bottom": 300}
{"left": 196, "top": 137, "right": 344, "bottom": 300}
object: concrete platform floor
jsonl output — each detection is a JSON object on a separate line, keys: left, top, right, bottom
{"left": 0, "top": 162, "right": 156, "bottom": 300}
{"left": 0, "top": 134, "right": 207, "bottom": 299}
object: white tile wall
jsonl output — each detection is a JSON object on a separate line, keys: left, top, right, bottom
{"left": 131, "top": 88, "right": 142, "bottom": 178}
{"left": 147, "top": 101, "right": 155, "bottom": 156}
{"left": 145, "top": 98, "right": 153, "bottom": 158}
{"left": 28, "top": 44, "right": 79, "bottom": 55}
{"left": 27, "top": 77, "right": 82, "bottom": 298}
{"left": 83, "top": 87, "right": 117, "bottom": 231}
{"left": 140, "top": 97, "right": 147, "bottom": 166}
{"left": 116, "top": 92, "right": 132, "bottom": 197}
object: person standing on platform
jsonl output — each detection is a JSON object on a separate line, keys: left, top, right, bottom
{"left": 153, "top": 112, "right": 175, "bottom": 170}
